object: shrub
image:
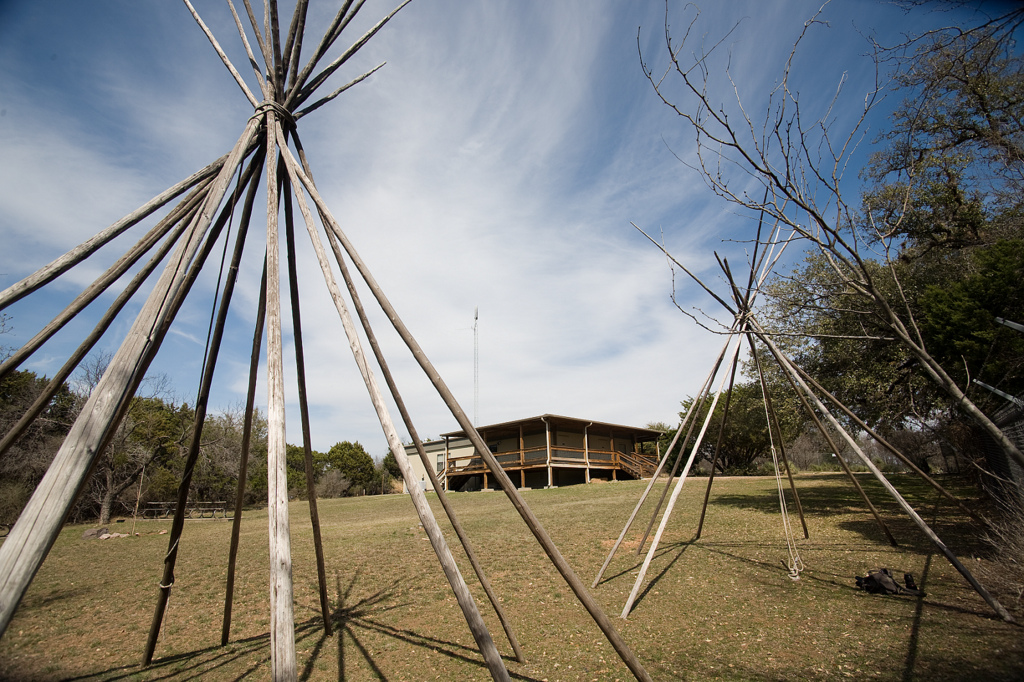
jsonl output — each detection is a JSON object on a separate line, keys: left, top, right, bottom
{"left": 977, "top": 500, "right": 1024, "bottom": 613}
{"left": 315, "top": 470, "right": 351, "bottom": 498}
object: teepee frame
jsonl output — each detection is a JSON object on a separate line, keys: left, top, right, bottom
{"left": 596, "top": 221, "right": 1014, "bottom": 624}
{"left": 0, "top": 3, "right": 651, "bottom": 680}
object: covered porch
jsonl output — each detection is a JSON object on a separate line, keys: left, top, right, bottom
{"left": 440, "top": 414, "right": 661, "bottom": 492}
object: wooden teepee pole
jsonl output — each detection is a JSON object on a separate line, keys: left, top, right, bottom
{"left": 276, "top": 127, "right": 508, "bottom": 680}
{"left": 144, "top": 148, "right": 263, "bottom": 664}
{"left": 747, "top": 334, "right": 808, "bottom": 539}
{"left": 763, "top": 327, "right": 900, "bottom": 548}
{"left": 290, "top": 125, "right": 522, "bottom": 659}
{"left": 751, "top": 317, "right": 1015, "bottom": 623}
{"left": 791, "top": 361, "right": 988, "bottom": 527}
{"left": 0, "top": 121, "right": 259, "bottom": 641}
{"left": 694, "top": 327, "right": 745, "bottom": 540}
{"left": 281, "top": 140, "right": 651, "bottom": 682}
{"left": 222, "top": 257, "right": 267, "bottom": 646}
{"left": 592, "top": 336, "right": 727, "bottom": 587}
{"left": 621, "top": 333, "right": 744, "bottom": 619}
{"left": 263, "top": 109, "right": 297, "bottom": 682}
{"left": 636, "top": 337, "right": 731, "bottom": 555}
{"left": 282, "top": 182, "right": 332, "bottom": 636}
{"left": 0, "top": 176, "right": 214, "bottom": 382}
{"left": 0, "top": 204, "right": 200, "bottom": 458}
{"left": 0, "top": 156, "right": 226, "bottom": 311}
{"left": 323, "top": 223, "right": 526, "bottom": 664}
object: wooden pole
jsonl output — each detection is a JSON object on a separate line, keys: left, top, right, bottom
{"left": 222, "top": 258, "right": 267, "bottom": 645}
{"left": 324, "top": 225, "right": 526, "bottom": 663}
{"left": 0, "top": 156, "right": 226, "bottom": 311}
{"left": 289, "top": 129, "right": 521, "bottom": 660}
{"left": 239, "top": 0, "right": 272, "bottom": 77}
{"left": 0, "top": 177, "right": 214, "bottom": 382}
{"left": 621, "top": 334, "right": 744, "bottom": 619}
{"left": 0, "top": 206, "right": 199, "bottom": 458}
{"left": 281, "top": 143, "right": 651, "bottom": 682}
{"left": 284, "top": 2, "right": 410, "bottom": 111}
{"left": 226, "top": 0, "right": 270, "bottom": 100}
{"left": 694, "top": 328, "right": 744, "bottom": 540}
{"left": 0, "top": 122, "right": 258, "bottom": 641}
{"left": 263, "top": 111, "right": 297, "bottom": 682}
{"left": 592, "top": 336, "right": 727, "bottom": 587}
{"left": 183, "top": 0, "right": 260, "bottom": 107}
{"left": 145, "top": 148, "right": 262, "bottom": 664}
{"left": 131, "top": 464, "right": 146, "bottom": 538}
{"left": 276, "top": 128, "right": 508, "bottom": 680}
{"left": 294, "top": 0, "right": 361, "bottom": 90}
{"left": 751, "top": 318, "right": 1015, "bottom": 623}
{"left": 637, "top": 340, "right": 730, "bottom": 554}
{"left": 282, "top": 181, "right": 332, "bottom": 636}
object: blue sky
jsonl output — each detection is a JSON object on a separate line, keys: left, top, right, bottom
{"left": 0, "top": 0, "right": 998, "bottom": 456}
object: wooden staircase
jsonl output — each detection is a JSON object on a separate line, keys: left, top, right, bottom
{"left": 618, "top": 452, "right": 658, "bottom": 479}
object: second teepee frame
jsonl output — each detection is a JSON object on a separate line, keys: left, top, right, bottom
{"left": 599, "top": 223, "right": 1013, "bottom": 623}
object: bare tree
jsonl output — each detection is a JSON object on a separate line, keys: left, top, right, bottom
{"left": 75, "top": 354, "right": 191, "bottom": 524}
{"left": 641, "top": 3, "right": 1024, "bottom": 472}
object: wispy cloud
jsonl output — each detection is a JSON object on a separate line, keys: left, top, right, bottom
{"left": 0, "top": 0, "right": 956, "bottom": 454}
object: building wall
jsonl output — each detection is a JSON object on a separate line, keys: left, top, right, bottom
{"left": 402, "top": 437, "right": 472, "bottom": 493}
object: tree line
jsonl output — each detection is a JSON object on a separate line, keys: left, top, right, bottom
{"left": 0, "top": 355, "right": 403, "bottom": 527}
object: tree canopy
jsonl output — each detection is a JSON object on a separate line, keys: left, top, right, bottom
{"left": 646, "top": 2, "right": 1024, "bottom": 471}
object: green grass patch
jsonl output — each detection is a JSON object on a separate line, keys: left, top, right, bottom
{"left": 1, "top": 473, "right": 1021, "bottom": 680}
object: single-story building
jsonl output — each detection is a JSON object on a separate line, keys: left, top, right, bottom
{"left": 403, "top": 414, "right": 662, "bottom": 493}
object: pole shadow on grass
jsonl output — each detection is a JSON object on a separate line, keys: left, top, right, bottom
{"left": 626, "top": 539, "right": 693, "bottom": 612}
{"left": 293, "top": 570, "right": 543, "bottom": 682}
{"left": 903, "top": 553, "right": 933, "bottom": 682}
{"left": 61, "top": 628, "right": 273, "bottom": 681}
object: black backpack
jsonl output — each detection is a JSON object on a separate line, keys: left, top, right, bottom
{"left": 855, "top": 568, "right": 925, "bottom": 597}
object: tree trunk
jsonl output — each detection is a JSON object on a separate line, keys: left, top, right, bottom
{"left": 99, "top": 469, "right": 114, "bottom": 525}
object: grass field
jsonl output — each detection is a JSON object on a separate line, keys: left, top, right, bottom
{"left": 1, "top": 473, "right": 1022, "bottom": 681}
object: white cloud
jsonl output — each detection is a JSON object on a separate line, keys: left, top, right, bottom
{"left": 0, "top": 0, "right": 967, "bottom": 456}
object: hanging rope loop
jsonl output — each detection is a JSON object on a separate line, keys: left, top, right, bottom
{"left": 760, "top": 387, "right": 805, "bottom": 580}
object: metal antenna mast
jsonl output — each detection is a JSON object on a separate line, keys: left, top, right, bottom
{"left": 473, "top": 306, "right": 479, "bottom": 426}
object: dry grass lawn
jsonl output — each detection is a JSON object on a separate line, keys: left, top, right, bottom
{"left": 1, "top": 473, "right": 1022, "bottom": 681}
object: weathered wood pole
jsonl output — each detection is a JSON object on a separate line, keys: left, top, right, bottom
{"left": 0, "top": 156, "right": 226, "bottom": 310}
{"left": 0, "top": 178, "right": 214, "bottom": 382}
{"left": 222, "top": 259, "right": 268, "bottom": 645}
{"left": 283, "top": 145, "right": 652, "bottom": 682}
{"left": 759, "top": 324, "right": 900, "bottom": 548}
{"left": 621, "top": 335, "right": 743, "bottom": 618}
{"left": 0, "top": 206, "right": 199, "bottom": 458}
{"left": 694, "top": 329, "right": 744, "bottom": 540}
{"left": 277, "top": 130, "right": 509, "bottom": 680}
{"left": 747, "top": 334, "right": 808, "bottom": 539}
{"left": 324, "top": 225, "right": 526, "bottom": 663}
{"left": 792, "top": 361, "right": 987, "bottom": 527}
{"left": 144, "top": 149, "right": 262, "bottom": 664}
{"left": 263, "top": 111, "right": 297, "bottom": 682}
{"left": 288, "top": 127, "right": 522, "bottom": 659}
{"left": 0, "top": 123, "right": 257, "bottom": 641}
{"left": 637, "top": 340, "right": 730, "bottom": 554}
{"left": 592, "top": 337, "right": 728, "bottom": 587}
{"left": 282, "top": 184, "right": 332, "bottom": 636}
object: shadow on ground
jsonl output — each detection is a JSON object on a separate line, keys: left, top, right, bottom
{"left": 40, "top": 569, "right": 542, "bottom": 682}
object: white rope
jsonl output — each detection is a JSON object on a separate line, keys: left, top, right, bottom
{"left": 759, "top": 375, "right": 804, "bottom": 580}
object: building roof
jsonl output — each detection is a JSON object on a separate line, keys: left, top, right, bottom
{"left": 441, "top": 414, "right": 663, "bottom": 441}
